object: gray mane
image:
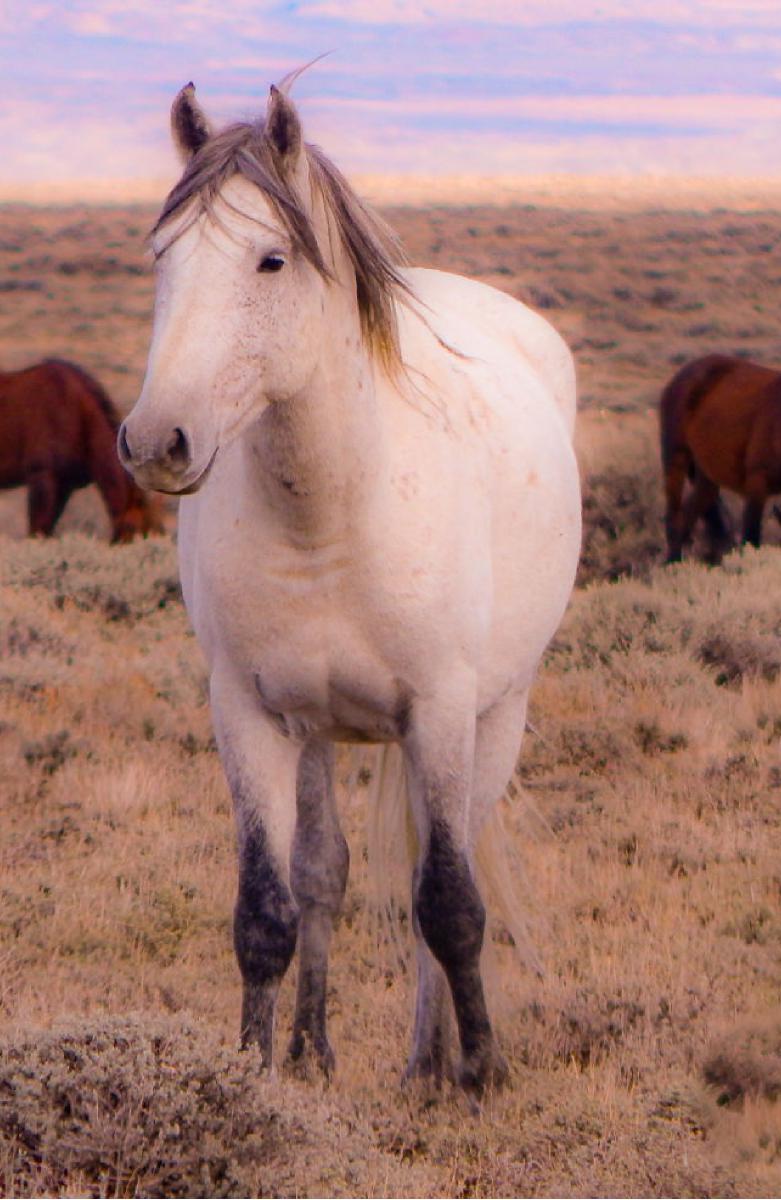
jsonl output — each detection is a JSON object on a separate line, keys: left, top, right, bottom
{"left": 153, "top": 119, "right": 411, "bottom": 372}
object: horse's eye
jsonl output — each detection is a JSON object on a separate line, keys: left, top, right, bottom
{"left": 258, "top": 254, "right": 285, "bottom": 273}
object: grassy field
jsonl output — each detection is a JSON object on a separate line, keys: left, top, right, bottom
{"left": 1, "top": 198, "right": 781, "bottom": 1197}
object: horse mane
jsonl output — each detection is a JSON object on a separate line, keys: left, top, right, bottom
{"left": 152, "top": 116, "right": 412, "bottom": 374}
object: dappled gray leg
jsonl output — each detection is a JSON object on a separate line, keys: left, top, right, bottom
{"left": 287, "top": 740, "right": 349, "bottom": 1075}
{"left": 415, "top": 818, "right": 507, "bottom": 1093}
{"left": 405, "top": 926, "right": 454, "bottom": 1086}
{"left": 405, "top": 683, "right": 506, "bottom": 1095}
{"left": 235, "top": 820, "right": 299, "bottom": 1063}
{"left": 211, "top": 664, "right": 301, "bottom": 1068}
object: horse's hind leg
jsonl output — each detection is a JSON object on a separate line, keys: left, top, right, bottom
{"left": 404, "top": 676, "right": 505, "bottom": 1094}
{"left": 702, "top": 495, "right": 732, "bottom": 564}
{"left": 406, "top": 912, "right": 454, "bottom": 1087}
{"left": 663, "top": 450, "right": 691, "bottom": 563}
{"left": 673, "top": 471, "right": 721, "bottom": 563}
{"left": 211, "top": 664, "right": 301, "bottom": 1068}
{"left": 405, "top": 688, "right": 531, "bottom": 1089}
{"left": 286, "top": 740, "right": 349, "bottom": 1075}
{"left": 742, "top": 479, "right": 767, "bottom": 547}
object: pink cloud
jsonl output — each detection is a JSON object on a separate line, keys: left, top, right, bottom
{"left": 294, "top": 0, "right": 781, "bottom": 23}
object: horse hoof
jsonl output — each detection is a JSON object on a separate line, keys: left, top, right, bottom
{"left": 285, "top": 1031, "right": 335, "bottom": 1079}
{"left": 402, "top": 1053, "right": 455, "bottom": 1092}
{"left": 458, "top": 1049, "right": 510, "bottom": 1096}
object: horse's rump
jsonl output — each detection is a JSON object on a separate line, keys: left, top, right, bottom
{"left": 659, "top": 355, "right": 737, "bottom": 473}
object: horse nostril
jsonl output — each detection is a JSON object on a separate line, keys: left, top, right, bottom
{"left": 117, "top": 422, "right": 132, "bottom": 464}
{"left": 166, "top": 427, "right": 190, "bottom": 469}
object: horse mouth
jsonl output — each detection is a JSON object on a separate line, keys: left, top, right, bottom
{"left": 153, "top": 447, "right": 218, "bottom": 496}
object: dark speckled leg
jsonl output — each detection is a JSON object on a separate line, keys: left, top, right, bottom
{"left": 286, "top": 740, "right": 349, "bottom": 1075}
{"left": 234, "top": 820, "right": 299, "bottom": 1063}
{"left": 211, "top": 667, "right": 302, "bottom": 1069}
{"left": 415, "top": 818, "right": 507, "bottom": 1093}
{"left": 404, "top": 687, "right": 506, "bottom": 1095}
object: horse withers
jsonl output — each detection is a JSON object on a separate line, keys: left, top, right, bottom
{"left": 661, "top": 354, "right": 781, "bottom": 563}
{"left": 119, "top": 81, "right": 581, "bottom": 1094}
{"left": 0, "top": 359, "right": 164, "bottom": 542}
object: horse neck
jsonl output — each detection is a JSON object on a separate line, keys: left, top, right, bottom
{"left": 250, "top": 237, "right": 381, "bottom": 544}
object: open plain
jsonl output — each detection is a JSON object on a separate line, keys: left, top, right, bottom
{"left": 1, "top": 192, "right": 781, "bottom": 1196}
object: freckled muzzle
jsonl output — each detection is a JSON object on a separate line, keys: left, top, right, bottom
{"left": 117, "top": 417, "right": 215, "bottom": 495}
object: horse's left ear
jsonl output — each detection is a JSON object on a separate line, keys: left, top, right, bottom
{"left": 266, "top": 85, "right": 302, "bottom": 169}
{"left": 171, "top": 82, "right": 211, "bottom": 161}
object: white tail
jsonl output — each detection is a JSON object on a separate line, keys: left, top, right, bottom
{"left": 340, "top": 744, "right": 542, "bottom": 977}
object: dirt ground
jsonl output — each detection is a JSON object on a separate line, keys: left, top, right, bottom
{"left": 1, "top": 193, "right": 781, "bottom": 1197}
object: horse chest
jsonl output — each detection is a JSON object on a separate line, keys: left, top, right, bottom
{"left": 199, "top": 542, "right": 412, "bottom": 744}
{"left": 252, "top": 648, "right": 409, "bottom": 744}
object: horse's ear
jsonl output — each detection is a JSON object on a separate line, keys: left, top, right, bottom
{"left": 266, "top": 85, "right": 302, "bottom": 170}
{"left": 171, "top": 82, "right": 211, "bottom": 161}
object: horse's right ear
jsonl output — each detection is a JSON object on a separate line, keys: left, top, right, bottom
{"left": 171, "top": 83, "right": 211, "bottom": 161}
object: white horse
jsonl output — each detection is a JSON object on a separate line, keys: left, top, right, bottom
{"left": 119, "top": 82, "right": 581, "bottom": 1094}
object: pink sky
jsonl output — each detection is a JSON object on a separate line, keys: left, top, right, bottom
{"left": 2, "top": 1, "right": 781, "bottom": 189}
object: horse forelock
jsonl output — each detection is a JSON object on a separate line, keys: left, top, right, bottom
{"left": 152, "top": 118, "right": 410, "bottom": 374}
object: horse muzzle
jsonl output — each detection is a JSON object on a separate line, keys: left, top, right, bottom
{"left": 117, "top": 419, "right": 215, "bottom": 494}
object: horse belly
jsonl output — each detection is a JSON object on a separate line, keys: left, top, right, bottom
{"left": 448, "top": 363, "right": 581, "bottom": 708}
{"left": 685, "top": 403, "right": 751, "bottom": 492}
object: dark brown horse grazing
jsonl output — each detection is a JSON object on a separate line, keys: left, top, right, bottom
{"left": 660, "top": 353, "right": 781, "bottom": 564}
{"left": 0, "top": 359, "right": 165, "bottom": 542}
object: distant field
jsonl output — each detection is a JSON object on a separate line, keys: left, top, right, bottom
{"left": 1, "top": 198, "right": 781, "bottom": 1197}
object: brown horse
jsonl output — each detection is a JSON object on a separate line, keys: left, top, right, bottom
{"left": 660, "top": 353, "right": 781, "bottom": 563}
{"left": 0, "top": 359, "right": 165, "bottom": 542}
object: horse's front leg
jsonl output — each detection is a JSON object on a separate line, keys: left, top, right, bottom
{"left": 287, "top": 739, "right": 349, "bottom": 1076}
{"left": 404, "top": 678, "right": 506, "bottom": 1095}
{"left": 27, "top": 469, "right": 67, "bottom": 536}
{"left": 211, "top": 664, "right": 301, "bottom": 1068}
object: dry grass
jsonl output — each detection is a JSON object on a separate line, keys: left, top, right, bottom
{"left": 1, "top": 199, "right": 781, "bottom": 1195}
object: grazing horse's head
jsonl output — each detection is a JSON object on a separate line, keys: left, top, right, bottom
{"left": 119, "top": 82, "right": 406, "bottom": 495}
{"left": 111, "top": 485, "right": 167, "bottom": 544}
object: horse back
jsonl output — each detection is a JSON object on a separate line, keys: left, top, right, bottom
{"left": 401, "top": 268, "right": 576, "bottom": 439}
{"left": 0, "top": 358, "right": 119, "bottom": 489}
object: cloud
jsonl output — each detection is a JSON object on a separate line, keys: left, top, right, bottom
{"left": 312, "top": 91, "right": 781, "bottom": 131}
{"left": 4, "top": 0, "right": 781, "bottom": 188}
{"left": 293, "top": 0, "right": 781, "bottom": 23}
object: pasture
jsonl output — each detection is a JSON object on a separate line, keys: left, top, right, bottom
{"left": 0, "top": 198, "right": 780, "bottom": 1197}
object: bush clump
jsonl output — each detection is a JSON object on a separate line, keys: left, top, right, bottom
{"left": 703, "top": 1017, "right": 781, "bottom": 1106}
{"left": 0, "top": 1015, "right": 304, "bottom": 1198}
{"left": 0, "top": 534, "right": 180, "bottom": 624}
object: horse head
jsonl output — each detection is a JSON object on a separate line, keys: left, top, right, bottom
{"left": 118, "top": 85, "right": 342, "bottom": 496}
{"left": 111, "top": 481, "right": 166, "bottom": 543}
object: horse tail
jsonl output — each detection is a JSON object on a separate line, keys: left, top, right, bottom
{"left": 345, "top": 744, "right": 540, "bottom": 976}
